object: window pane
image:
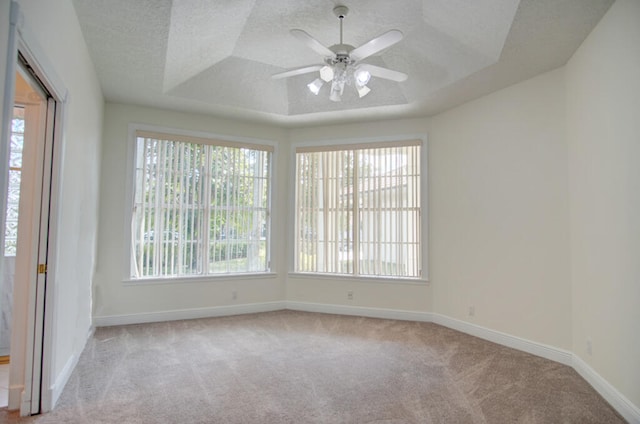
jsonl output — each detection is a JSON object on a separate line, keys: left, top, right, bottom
{"left": 357, "top": 145, "right": 420, "bottom": 277}
{"left": 4, "top": 107, "right": 25, "bottom": 257}
{"left": 295, "top": 143, "right": 420, "bottom": 278}
{"left": 132, "top": 134, "right": 271, "bottom": 279}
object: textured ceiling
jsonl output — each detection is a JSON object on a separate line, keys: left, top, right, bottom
{"left": 72, "top": 0, "right": 613, "bottom": 127}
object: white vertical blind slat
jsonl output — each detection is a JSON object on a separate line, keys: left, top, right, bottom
{"left": 294, "top": 143, "right": 421, "bottom": 278}
{"left": 132, "top": 135, "right": 271, "bottom": 278}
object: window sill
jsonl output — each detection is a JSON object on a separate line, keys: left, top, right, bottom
{"left": 287, "top": 272, "right": 429, "bottom": 286}
{"left": 123, "top": 272, "right": 278, "bottom": 286}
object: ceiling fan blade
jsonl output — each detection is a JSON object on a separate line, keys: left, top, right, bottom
{"left": 350, "top": 30, "right": 404, "bottom": 62}
{"left": 290, "top": 29, "right": 335, "bottom": 57}
{"left": 272, "top": 65, "right": 324, "bottom": 80}
{"left": 358, "top": 64, "right": 408, "bottom": 82}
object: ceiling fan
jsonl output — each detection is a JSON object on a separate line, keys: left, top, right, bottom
{"left": 272, "top": 5, "right": 408, "bottom": 102}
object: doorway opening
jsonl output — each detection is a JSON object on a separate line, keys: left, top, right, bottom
{"left": 0, "top": 103, "right": 28, "bottom": 407}
{"left": 0, "top": 55, "right": 55, "bottom": 414}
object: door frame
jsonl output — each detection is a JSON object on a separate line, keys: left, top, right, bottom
{"left": 11, "top": 71, "right": 50, "bottom": 415}
{"left": 1, "top": 0, "right": 67, "bottom": 415}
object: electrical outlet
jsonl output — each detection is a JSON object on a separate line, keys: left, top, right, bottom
{"left": 347, "top": 290, "right": 354, "bottom": 300}
{"left": 587, "top": 338, "right": 592, "bottom": 356}
{"left": 232, "top": 290, "right": 237, "bottom": 301}
{"left": 468, "top": 306, "right": 475, "bottom": 317}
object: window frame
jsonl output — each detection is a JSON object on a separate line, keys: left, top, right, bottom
{"left": 289, "top": 135, "right": 429, "bottom": 283}
{"left": 124, "top": 124, "right": 277, "bottom": 283}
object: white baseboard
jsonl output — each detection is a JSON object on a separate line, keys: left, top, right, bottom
{"left": 48, "top": 353, "right": 76, "bottom": 410}
{"left": 573, "top": 354, "right": 640, "bottom": 424}
{"left": 93, "top": 301, "right": 287, "bottom": 327}
{"left": 431, "top": 313, "right": 573, "bottom": 366}
{"left": 286, "top": 301, "right": 433, "bottom": 323}
{"left": 90, "top": 301, "right": 638, "bottom": 422}
{"left": 45, "top": 326, "right": 95, "bottom": 412}
{"left": 8, "top": 384, "right": 23, "bottom": 411}
{"left": 284, "top": 302, "right": 570, "bottom": 366}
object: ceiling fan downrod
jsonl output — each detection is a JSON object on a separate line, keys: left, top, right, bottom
{"left": 334, "top": 6, "right": 349, "bottom": 45}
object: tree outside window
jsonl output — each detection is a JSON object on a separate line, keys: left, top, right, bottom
{"left": 131, "top": 132, "right": 272, "bottom": 278}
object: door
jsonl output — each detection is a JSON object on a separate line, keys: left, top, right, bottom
{"left": 3, "top": 59, "right": 54, "bottom": 415}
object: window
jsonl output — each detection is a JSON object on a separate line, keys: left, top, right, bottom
{"left": 4, "top": 107, "right": 25, "bottom": 256}
{"left": 295, "top": 140, "right": 422, "bottom": 278}
{"left": 131, "top": 130, "right": 272, "bottom": 279}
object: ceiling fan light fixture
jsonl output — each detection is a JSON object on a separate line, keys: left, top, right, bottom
{"left": 329, "top": 79, "right": 344, "bottom": 102}
{"left": 357, "top": 84, "right": 371, "bottom": 98}
{"left": 320, "top": 66, "right": 334, "bottom": 82}
{"left": 307, "top": 78, "right": 324, "bottom": 95}
{"left": 355, "top": 68, "right": 371, "bottom": 86}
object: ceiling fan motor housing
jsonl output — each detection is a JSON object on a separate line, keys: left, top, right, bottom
{"left": 327, "top": 48, "right": 356, "bottom": 66}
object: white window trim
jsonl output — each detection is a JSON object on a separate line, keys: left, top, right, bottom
{"left": 122, "top": 272, "right": 278, "bottom": 287}
{"left": 287, "top": 271, "right": 429, "bottom": 285}
{"left": 124, "top": 123, "right": 278, "bottom": 282}
{"left": 288, "top": 134, "right": 429, "bottom": 282}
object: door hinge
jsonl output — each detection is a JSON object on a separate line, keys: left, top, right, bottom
{"left": 38, "top": 264, "right": 47, "bottom": 274}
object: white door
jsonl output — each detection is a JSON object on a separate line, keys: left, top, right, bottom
{"left": 5, "top": 60, "right": 54, "bottom": 416}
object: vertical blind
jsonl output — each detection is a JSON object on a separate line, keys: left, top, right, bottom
{"left": 295, "top": 141, "right": 421, "bottom": 278}
{"left": 132, "top": 131, "right": 272, "bottom": 278}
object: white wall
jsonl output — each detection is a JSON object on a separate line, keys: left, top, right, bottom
{"left": 95, "top": 110, "right": 434, "bottom": 318}
{"left": 10, "top": 0, "right": 104, "bottom": 409}
{"left": 93, "top": 104, "right": 288, "bottom": 320}
{"left": 0, "top": 1, "right": 10, "bottom": 140}
{"left": 566, "top": 0, "right": 640, "bottom": 409}
{"left": 98, "top": 71, "right": 572, "bottom": 350}
{"left": 429, "top": 68, "right": 572, "bottom": 350}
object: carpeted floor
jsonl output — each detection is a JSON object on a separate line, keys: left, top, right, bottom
{"left": 0, "top": 310, "right": 625, "bottom": 423}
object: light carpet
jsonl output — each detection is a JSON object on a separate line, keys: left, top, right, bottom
{"left": 0, "top": 310, "right": 625, "bottom": 423}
